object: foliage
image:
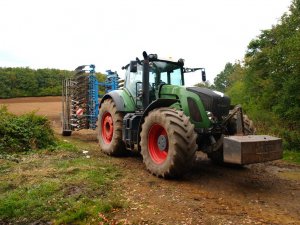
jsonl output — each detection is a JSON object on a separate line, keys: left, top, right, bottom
{"left": 96, "top": 72, "right": 108, "bottom": 96}
{"left": 0, "top": 106, "right": 55, "bottom": 152}
{"left": 0, "top": 67, "right": 107, "bottom": 98}
{"left": 212, "top": 0, "right": 300, "bottom": 152}
{"left": 0, "top": 67, "right": 71, "bottom": 98}
{"left": 283, "top": 150, "right": 300, "bottom": 164}
{"left": 213, "top": 63, "right": 235, "bottom": 92}
{"left": 194, "top": 81, "right": 212, "bottom": 89}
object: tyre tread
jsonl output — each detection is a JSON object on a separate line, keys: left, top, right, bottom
{"left": 98, "top": 99, "right": 126, "bottom": 156}
{"left": 140, "top": 107, "right": 197, "bottom": 177}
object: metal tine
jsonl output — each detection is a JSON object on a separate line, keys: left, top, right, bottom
{"left": 75, "top": 70, "right": 86, "bottom": 76}
{"left": 75, "top": 65, "right": 87, "bottom": 71}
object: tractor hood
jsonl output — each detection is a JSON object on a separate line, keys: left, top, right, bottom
{"left": 186, "top": 87, "right": 231, "bottom": 120}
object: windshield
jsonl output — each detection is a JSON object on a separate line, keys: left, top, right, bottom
{"left": 124, "top": 60, "right": 183, "bottom": 98}
{"left": 149, "top": 61, "right": 183, "bottom": 88}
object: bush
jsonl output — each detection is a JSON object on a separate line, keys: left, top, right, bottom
{"left": 0, "top": 106, "right": 55, "bottom": 152}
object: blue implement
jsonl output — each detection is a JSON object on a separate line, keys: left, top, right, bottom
{"left": 61, "top": 65, "right": 120, "bottom": 133}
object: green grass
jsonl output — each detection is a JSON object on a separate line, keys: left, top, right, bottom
{"left": 0, "top": 138, "right": 124, "bottom": 224}
{"left": 283, "top": 150, "right": 300, "bottom": 164}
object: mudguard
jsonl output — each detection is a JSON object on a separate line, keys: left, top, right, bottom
{"left": 100, "top": 92, "right": 125, "bottom": 111}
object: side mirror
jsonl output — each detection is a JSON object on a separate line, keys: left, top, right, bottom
{"left": 130, "top": 61, "right": 137, "bottom": 73}
{"left": 202, "top": 70, "right": 206, "bottom": 82}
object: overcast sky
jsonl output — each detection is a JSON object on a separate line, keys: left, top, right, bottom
{"left": 0, "top": 0, "right": 292, "bottom": 86}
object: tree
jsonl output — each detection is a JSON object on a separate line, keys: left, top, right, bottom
{"left": 213, "top": 63, "right": 235, "bottom": 92}
{"left": 215, "top": 0, "right": 300, "bottom": 151}
{"left": 0, "top": 67, "right": 109, "bottom": 98}
{"left": 194, "top": 81, "right": 212, "bottom": 89}
{"left": 244, "top": 0, "right": 300, "bottom": 120}
{"left": 0, "top": 67, "right": 74, "bottom": 98}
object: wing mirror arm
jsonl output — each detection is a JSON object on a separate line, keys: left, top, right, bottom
{"left": 183, "top": 67, "right": 206, "bottom": 82}
{"left": 201, "top": 70, "right": 206, "bottom": 82}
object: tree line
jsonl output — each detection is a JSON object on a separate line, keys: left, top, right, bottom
{"left": 0, "top": 67, "right": 106, "bottom": 98}
{"left": 196, "top": 0, "right": 300, "bottom": 151}
{"left": 0, "top": 68, "right": 72, "bottom": 98}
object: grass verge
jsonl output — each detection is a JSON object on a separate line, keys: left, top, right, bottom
{"left": 0, "top": 138, "right": 124, "bottom": 224}
{"left": 283, "top": 150, "right": 300, "bottom": 164}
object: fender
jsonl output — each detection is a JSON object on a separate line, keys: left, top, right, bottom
{"left": 137, "top": 98, "right": 178, "bottom": 151}
{"left": 100, "top": 92, "right": 125, "bottom": 111}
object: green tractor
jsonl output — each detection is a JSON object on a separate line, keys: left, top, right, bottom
{"left": 98, "top": 51, "right": 282, "bottom": 178}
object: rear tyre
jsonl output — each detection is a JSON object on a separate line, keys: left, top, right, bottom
{"left": 208, "top": 114, "right": 255, "bottom": 164}
{"left": 140, "top": 108, "right": 197, "bottom": 178}
{"left": 97, "top": 99, "right": 126, "bottom": 156}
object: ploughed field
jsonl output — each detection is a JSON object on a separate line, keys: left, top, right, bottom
{"left": 1, "top": 96, "right": 300, "bottom": 224}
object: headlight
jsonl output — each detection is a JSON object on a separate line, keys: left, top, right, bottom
{"left": 206, "top": 111, "right": 217, "bottom": 122}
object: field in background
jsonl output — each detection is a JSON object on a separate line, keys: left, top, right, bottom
{"left": 0, "top": 96, "right": 61, "bottom": 121}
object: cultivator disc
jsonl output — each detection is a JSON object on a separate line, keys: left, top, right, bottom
{"left": 61, "top": 65, "right": 97, "bottom": 133}
{"left": 70, "top": 74, "right": 90, "bottom": 130}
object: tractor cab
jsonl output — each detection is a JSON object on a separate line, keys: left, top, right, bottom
{"left": 123, "top": 55, "right": 186, "bottom": 109}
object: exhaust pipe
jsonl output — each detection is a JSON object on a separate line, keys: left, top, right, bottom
{"left": 142, "top": 51, "right": 150, "bottom": 109}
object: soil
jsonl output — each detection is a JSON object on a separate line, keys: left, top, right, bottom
{"left": 0, "top": 96, "right": 61, "bottom": 122}
{"left": 1, "top": 97, "right": 300, "bottom": 225}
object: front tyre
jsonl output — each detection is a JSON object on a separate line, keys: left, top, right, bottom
{"left": 140, "top": 108, "right": 198, "bottom": 178}
{"left": 97, "top": 99, "right": 125, "bottom": 155}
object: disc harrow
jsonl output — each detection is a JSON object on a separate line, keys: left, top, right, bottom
{"left": 61, "top": 65, "right": 120, "bottom": 135}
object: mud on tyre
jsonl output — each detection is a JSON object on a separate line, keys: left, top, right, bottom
{"left": 97, "top": 99, "right": 126, "bottom": 155}
{"left": 140, "top": 108, "right": 198, "bottom": 178}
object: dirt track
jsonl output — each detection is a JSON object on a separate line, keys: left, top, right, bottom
{"left": 1, "top": 97, "right": 300, "bottom": 224}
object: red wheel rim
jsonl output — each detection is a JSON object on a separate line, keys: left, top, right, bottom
{"left": 148, "top": 124, "right": 168, "bottom": 164}
{"left": 101, "top": 112, "right": 114, "bottom": 144}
